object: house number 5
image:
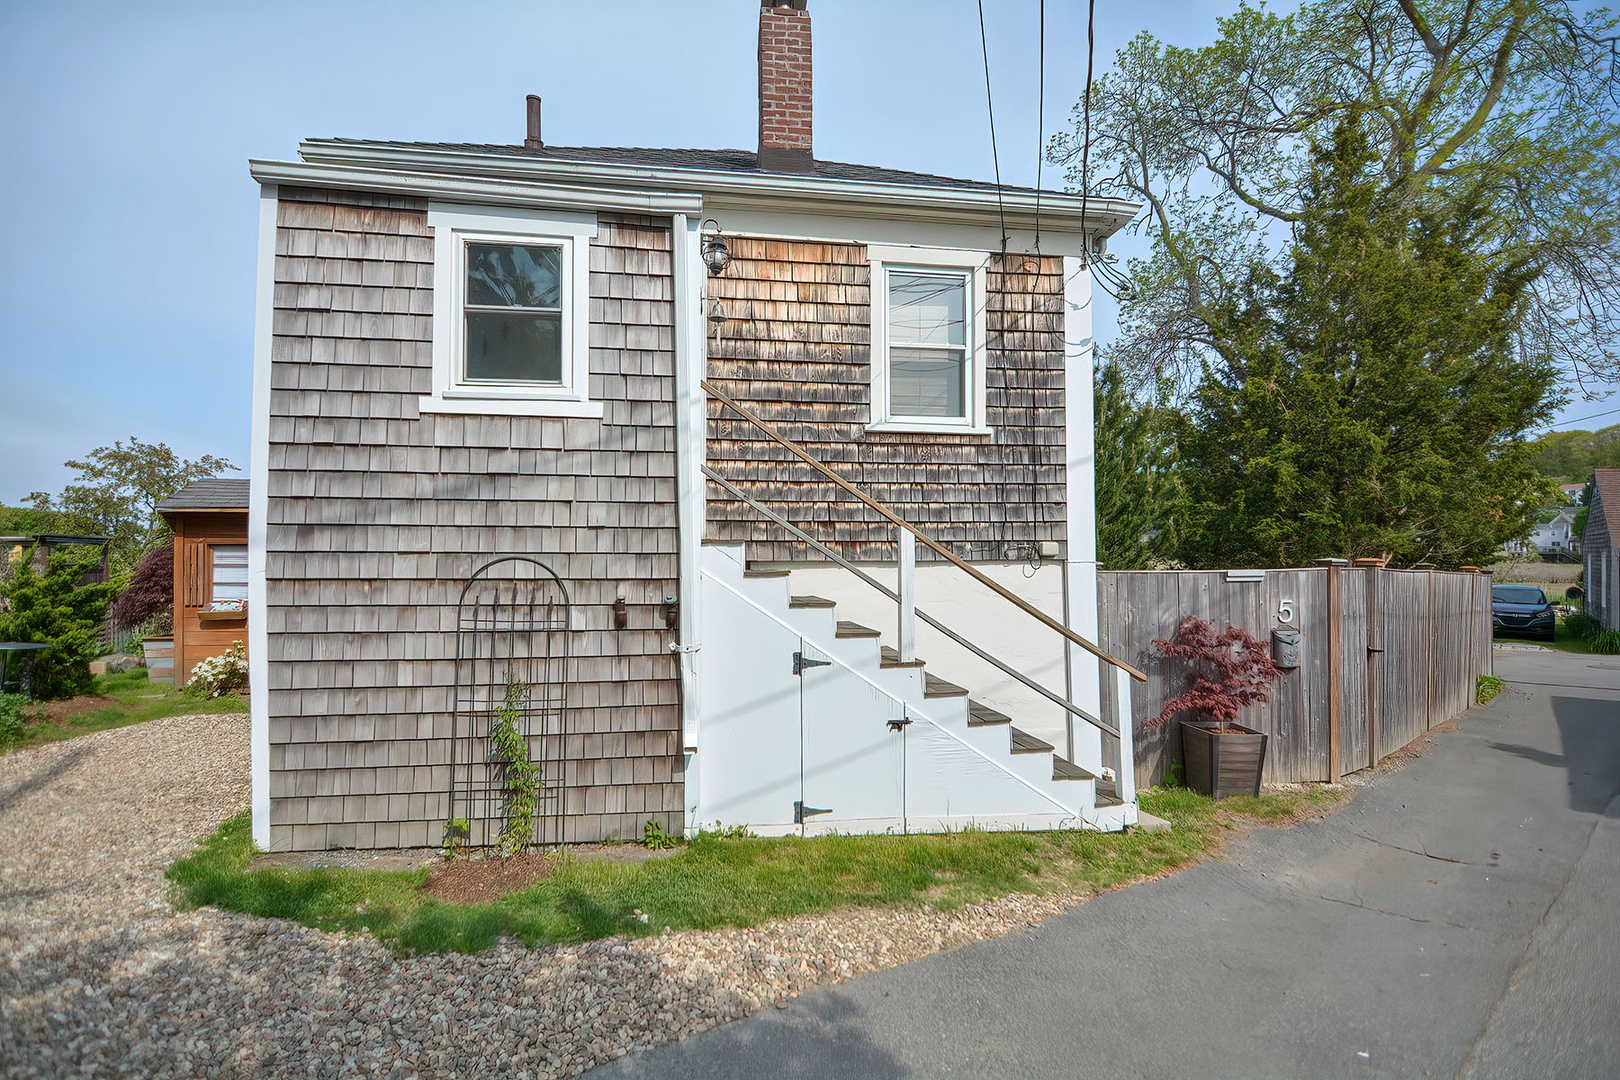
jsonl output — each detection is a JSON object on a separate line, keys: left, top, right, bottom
{"left": 1278, "top": 600, "right": 1296, "bottom": 624}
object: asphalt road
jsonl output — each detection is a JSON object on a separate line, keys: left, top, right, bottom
{"left": 591, "top": 648, "right": 1620, "bottom": 1080}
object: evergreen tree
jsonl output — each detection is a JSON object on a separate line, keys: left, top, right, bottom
{"left": 1174, "top": 122, "right": 1559, "bottom": 568}
{"left": 0, "top": 546, "right": 119, "bottom": 700}
{"left": 1095, "top": 360, "right": 1181, "bottom": 569}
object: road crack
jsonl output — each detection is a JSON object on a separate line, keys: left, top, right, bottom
{"left": 1318, "top": 892, "right": 1473, "bottom": 930}
{"left": 1353, "top": 832, "right": 1478, "bottom": 865}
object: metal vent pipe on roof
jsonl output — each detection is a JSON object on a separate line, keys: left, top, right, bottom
{"left": 525, "top": 95, "right": 543, "bottom": 150}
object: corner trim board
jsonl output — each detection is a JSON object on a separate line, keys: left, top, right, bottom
{"left": 248, "top": 183, "right": 278, "bottom": 851}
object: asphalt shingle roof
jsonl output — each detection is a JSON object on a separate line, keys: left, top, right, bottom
{"left": 317, "top": 140, "right": 1059, "bottom": 196}
{"left": 156, "top": 478, "right": 250, "bottom": 513}
{"left": 1592, "top": 469, "right": 1620, "bottom": 542}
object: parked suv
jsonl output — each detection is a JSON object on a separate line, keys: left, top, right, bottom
{"left": 1492, "top": 584, "right": 1556, "bottom": 642}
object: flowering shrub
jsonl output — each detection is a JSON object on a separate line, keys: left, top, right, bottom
{"left": 185, "top": 641, "right": 249, "bottom": 699}
{"left": 1149, "top": 615, "right": 1281, "bottom": 729}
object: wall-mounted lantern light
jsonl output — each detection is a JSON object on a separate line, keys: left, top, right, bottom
{"left": 612, "top": 594, "right": 628, "bottom": 631}
{"left": 660, "top": 597, "right": 679, "bottom": 631}
{"left": 700, "top": 219, "right": 731, "bottom": 277}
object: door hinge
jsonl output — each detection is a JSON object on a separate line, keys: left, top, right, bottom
{"left": 794, "top": 800, "right": 833, "bottom": 823}
{"left": 793, "top": 651, "right": 832, "bottom": 675}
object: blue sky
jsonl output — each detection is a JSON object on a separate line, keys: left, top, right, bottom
{"left": 1, "top": 0, "right": 1610, "bottom": 500}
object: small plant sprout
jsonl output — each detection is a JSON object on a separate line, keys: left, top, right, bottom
{"left": 442, "top": 818, "right": 470, "bottom": 859}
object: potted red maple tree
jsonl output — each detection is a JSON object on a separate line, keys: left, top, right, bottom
{"left": 1149, "top": 615, "right": 1283, "bottom": 799}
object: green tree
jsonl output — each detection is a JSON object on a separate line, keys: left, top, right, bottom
{"left": 25, "top": 438, "right": 236, "bottom": 572}
{"left": 0, "top": 546, "right": 119, "bottom": 700}
{"left": 1529, "top": 424, "right": 1620, "bottom": 481}
{"left": 1059, "top": 0, "right": 1620, "bottom": 390}
{"left": 1095, "top": 360, "right": 1181, "bottom": 568}
{"left": 1174, "top": 122, "right": 1559, "bottom": 567}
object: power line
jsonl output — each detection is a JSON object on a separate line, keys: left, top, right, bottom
{"left": 1078, "top": 0, "right": 1097, "bottom": 265}
{"left": 977, "top": 0, "right": 1008, "bottom": 251}
{"left": 1547, "top": 404, "right": 1620, "bottom": 429}
{"left": 1034, "top": 0, "right": 1046, "bottom": 251}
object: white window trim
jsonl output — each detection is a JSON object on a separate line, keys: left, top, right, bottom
{"left": 867, "top": 244, "right": 992, "bottom": 435}
{"left": 420, "top": 203, "right": 602, "bottom": 419}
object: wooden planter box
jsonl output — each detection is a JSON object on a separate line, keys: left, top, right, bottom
{"left": 142, "top": 636, "right": 174, "bottom": 686}
{"left": 1180, "top": 721, "right": 1268, "bottom": 800}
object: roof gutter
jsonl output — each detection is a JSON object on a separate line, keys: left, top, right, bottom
{"left": 248, "top": 159, "right": 706, "bottom": 217}
{"left": 294, "top": 141, "right": 1141, "bottom": 237}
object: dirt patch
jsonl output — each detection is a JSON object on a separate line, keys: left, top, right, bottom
{"left": 1379, "top": 712, "right": 1466, "bottom": 771}
{"left": 31, "top": 695, "right": 118, "bottom": 725}
{"left": 424, "top": 853, "right": 553, "bottom": 904}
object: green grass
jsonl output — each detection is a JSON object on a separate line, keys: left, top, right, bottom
{"left": 0, "top": 667, "right": 246, "bottom": 752}
{"left": 1510, "top": 615, "right": 1607, "bottom": 655}
{"left": 1477, "top": 674, "right": 1505, "bottom": 704}
{"left": 168, "top": 785, "right": 1346, "bottom": 956}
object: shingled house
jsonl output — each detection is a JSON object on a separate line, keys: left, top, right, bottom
{"left": 1584, "top": 469, "right": 1620, "bottom": 629}
{"left": 248, "top": 0, "right": 1142, "bottom": 852}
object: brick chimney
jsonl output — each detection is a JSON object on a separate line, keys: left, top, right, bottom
{"left": 758, "top": 0, "right": 813, "bottom": 173}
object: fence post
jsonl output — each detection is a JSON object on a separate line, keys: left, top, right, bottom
{"left": 1358, "top": 558, "right": 1384, "bottom": 770}
{"left": 1317, "top": 558, "right": 1346, "bottom": 784}
{"left": 1114, "top": 662, "right": 1137, "bottom": 808}
{"left": 897, "top": 528, "right": 916, "bottom": 664}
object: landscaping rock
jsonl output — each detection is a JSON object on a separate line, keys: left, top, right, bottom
{"left": 0, "top": 714, "right": 1088, "bottom": 1078}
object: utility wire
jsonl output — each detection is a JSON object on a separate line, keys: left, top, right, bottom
{"left": 1079, "top": 0, "right": 1096, "bottom": 265}
{"left": 1546, "top": 404, "right": 1620, "bottom": 429}
{"left": 1034, "top": 0, "right": 1046, "bottom": 251}
{"left": 977, "top": 0, "right": 1009, "bottom": 251}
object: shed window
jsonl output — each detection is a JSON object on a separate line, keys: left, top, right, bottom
{"left": 867, "top": 246, "right": 990, "bottom": 434}
{"left": 211, "top": 546, "right": 248, "bottom": 602}
{"left": 420, "top": 204, "right": 602, "bottom": 419}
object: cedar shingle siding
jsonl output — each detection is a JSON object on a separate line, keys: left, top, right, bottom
{"left": 704, "top": 239, "right": 1066, "bottom": 562}
{"left": 265, "top": 188, "right": 682, "bottom": 851}
{"left": 1585, "top": 469, "right": 1620, "bottom": 630}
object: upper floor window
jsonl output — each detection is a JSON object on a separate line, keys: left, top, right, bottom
{"left": 867, "top": 246, "right": 990, "bottom": 434}
{"left": 421, "top": 204, "right": 601, "bottom": 418}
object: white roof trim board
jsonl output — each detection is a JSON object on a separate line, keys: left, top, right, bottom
{"left": 257, "top": 140, "right": 1141, "bottom": 237}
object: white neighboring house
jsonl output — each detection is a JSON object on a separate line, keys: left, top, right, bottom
{"left": 1500, "top": 503, "right": 1582, "bottom": 561}
{"left": 1531, "top": 506, "right": 1581, "bottom": 561}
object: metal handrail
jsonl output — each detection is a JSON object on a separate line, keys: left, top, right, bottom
{"left": 704, "top": 466, "right": 1121, "bottom": 740}
{"left": 702, "top": 378, "right": 1147, "bottom": 682}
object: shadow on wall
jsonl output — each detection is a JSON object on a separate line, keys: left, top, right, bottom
{"left": 1487, "top": 694, "right": 1620, "bottom": 817}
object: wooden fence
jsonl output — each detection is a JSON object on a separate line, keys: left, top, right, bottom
{"left": 1096, "top": 566, "right": 1493, "bottom": 788}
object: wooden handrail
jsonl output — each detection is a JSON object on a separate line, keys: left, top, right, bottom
{"left": 702, "top": 379, "right": 1148, "bottom": 682}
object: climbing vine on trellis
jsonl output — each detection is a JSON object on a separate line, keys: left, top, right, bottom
{"left": 490, "top": 672, "right": 542, "bottom": 857}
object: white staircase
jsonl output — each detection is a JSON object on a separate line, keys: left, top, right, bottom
{"left": 693, "top": 542, "right": 1136, "bottom": 836}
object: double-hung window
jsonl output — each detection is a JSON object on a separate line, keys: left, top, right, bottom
{"left": 420, "top": 204, "right": 601, "bottom": 418}
{"left": 868, "top": 246, "right": 990, "bottom": 433}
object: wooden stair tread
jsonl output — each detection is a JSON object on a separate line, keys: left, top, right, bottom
{"left": 879, "top": 645, "right": 926, "bottom": 668}
{"left": 1051, "top": 756, "right": 1096, "bottom": 782}
{"left": 743, "top": 568, "right": 790, "bottom": 579}
{"left": 967, "top": 700, "right": 1012, "bottom": 727}
{"left": 1009, "top": 727, "right": 1054, "bottom": 754}
{"left": 836, "top": 620, "right": 882, "bottom": 638}
{"left": 1095, "top": 778, "right": 1122, "bottom": 806}
{"left": 923, "top": 672, "right": 970, "bottom": 698}
{"left": 788, "top": 594, "right": 837, "bottom": 608}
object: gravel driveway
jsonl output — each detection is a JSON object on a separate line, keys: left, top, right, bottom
{"left": 0, "top": 715, "right": 1081, "bottom": 1078}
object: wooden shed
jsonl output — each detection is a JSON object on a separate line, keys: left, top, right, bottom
{"left": 156, "top": 478, "right": 250, "bottom": 686}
